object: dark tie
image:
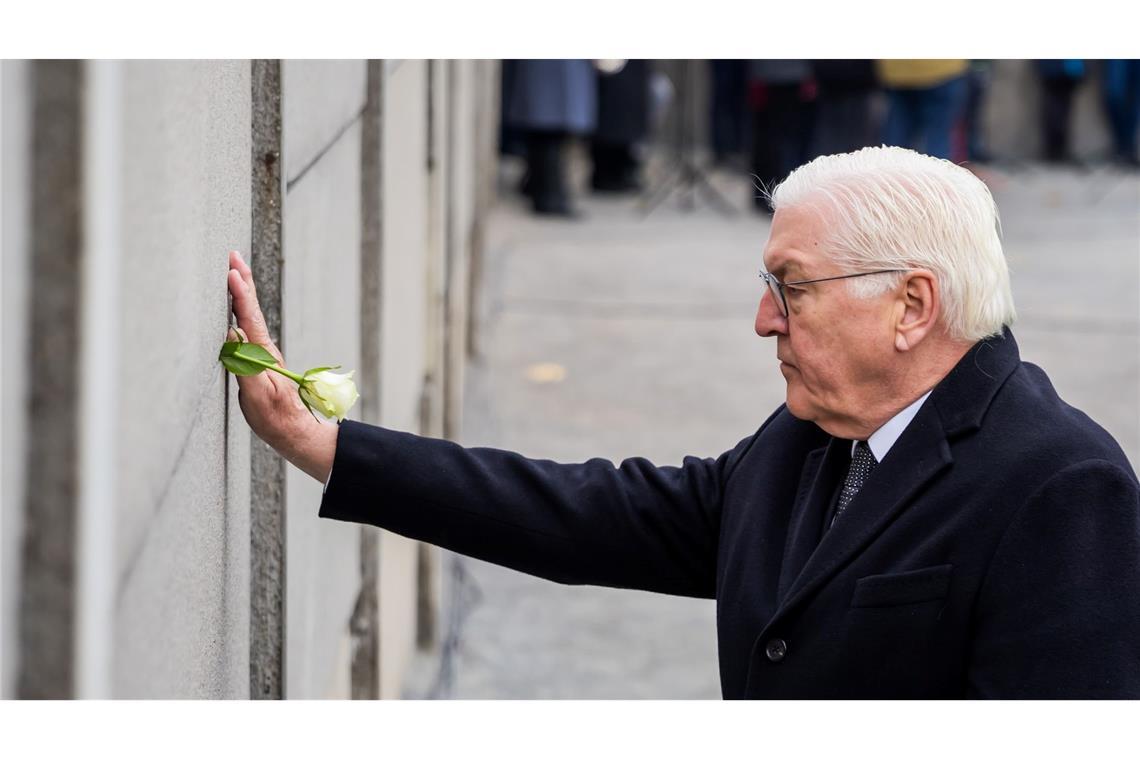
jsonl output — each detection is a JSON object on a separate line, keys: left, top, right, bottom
{"left": 830, "top": 441, "right": 878, "bottom": 528}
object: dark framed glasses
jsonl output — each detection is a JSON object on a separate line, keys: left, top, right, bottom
{"left": 758, "top": 268, "right": 911, "bottom": 317}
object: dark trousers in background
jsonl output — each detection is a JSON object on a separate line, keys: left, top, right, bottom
{"left": 590, "top": 143, "right": 640, "bottom": 192}
{"left": 882, "top": 75, "right": 968, "bottom": 160}
{"left": 1040, "top": 77, "right": 1080, "bottom": 162}
{"left": 592, "top": 60, "right": 650, "bottom": 192}
{"left": 963, "top": 66, "right": 992, "bottom": 162}
{"left": 750, "top": 84, "right": 809, "bottom": 210}
{"left": 710, "top": 60, "right": 749, "bottom": 163}
{"left": 499, "top": 60, "right": 526, "bottom": 157}
{"left": 524, "top": 130, "right": 571, "bottom": 214}
{"left": 812, "top": 89, "right": 876, "bottom": 157}
{"left": 1104, "top": 60, "right": 1140, "bottom": 163}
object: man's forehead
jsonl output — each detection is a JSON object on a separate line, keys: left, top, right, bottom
{"left": 763, "top": 208, "right": 828, "bottom": 275}
{"left": 762, "top": 244, "right": 812, "bottom": 276}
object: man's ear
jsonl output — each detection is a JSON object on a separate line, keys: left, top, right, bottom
{"left": 893, "top": 270, "right": 939, "bottom": 352}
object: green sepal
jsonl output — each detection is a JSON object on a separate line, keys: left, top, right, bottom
{"left": 297, "top": 387, "right": 322, "bottom": 421}
{"left": 219, "top": 341, "right": 279, "bottom": 376}
{"left": 303, "top": 365, "right": 342, "bottom": 378}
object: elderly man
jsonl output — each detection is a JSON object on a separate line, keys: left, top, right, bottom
{"left": 228, "top": 146, "right": 1140, "bottom": 698}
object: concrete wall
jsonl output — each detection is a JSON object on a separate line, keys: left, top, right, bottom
{"left": 108, "top": 61, "right": 253, "bottom": 697}
{"left": 377, "top": 58, "right": 432, "bottom": 700}
{"left": 1, "top": 59, "right": 31, "bottom": 700}
{"left": 280, "top": 59, "right": 366, "bottom": 699}
{"left": 3, "top": 59, "right": 494, "bottom": 699}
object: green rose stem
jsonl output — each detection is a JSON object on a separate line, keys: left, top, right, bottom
{"left": 219, "top": 338, "right": 360, "bottom": 422}
{"left": 234, "top": 352, "right": 305, "bottom": 384}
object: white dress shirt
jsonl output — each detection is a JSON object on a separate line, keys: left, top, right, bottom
{"left": 855, "top": 390, "right": 933, "bottom": 463}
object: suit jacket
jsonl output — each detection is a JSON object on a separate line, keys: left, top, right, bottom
{"left": 319, "top": 329, "right": 1140, "bottom": 698}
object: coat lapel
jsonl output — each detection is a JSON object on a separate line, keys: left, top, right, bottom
{"left": 775, "top": 441, "right": 843, "bottom": 602}
{"left": 768, "top": 328, "right": 1023, "bottom": 624}
{"left": 776, "top": 404, "right": 953, "bottom": 619}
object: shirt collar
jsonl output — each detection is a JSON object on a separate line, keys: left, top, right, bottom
{"left": 852, "top": 390, "right": 933, "bottom": 463}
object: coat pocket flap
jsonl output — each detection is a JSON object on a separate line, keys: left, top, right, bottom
{"left": 851, "top": 564, "right": 953, "bottom": 608}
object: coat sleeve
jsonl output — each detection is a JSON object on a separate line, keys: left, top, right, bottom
{"left": 318, "top": 420, "right": 760, "bottom": 598}
{"left": 967, "top": 459, "right": 1140, "bottom": 697}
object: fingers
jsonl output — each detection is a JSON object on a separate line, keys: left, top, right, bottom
{"left": 229, "top": 250, "right": 257, "bottom": 300}
{"left": 227, "top": 264, "right": 285, "bottom": 365}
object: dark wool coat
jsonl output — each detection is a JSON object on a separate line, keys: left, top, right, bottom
{"left": 594, "top": 59, "right": 650, "bottom": 146}
{"left": 504, "top": 59, "right": 597, "bottom": 135}
{"left": 319, "top": 330, "right": 1140, "bottom": 698}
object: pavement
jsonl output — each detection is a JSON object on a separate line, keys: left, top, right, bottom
{"left": 405, "top": 155, "right": 1140, "bottom": 699}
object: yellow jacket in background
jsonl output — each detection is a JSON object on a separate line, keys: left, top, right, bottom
{"left": 876, "top": 59, "right": 969, "bottom": 88}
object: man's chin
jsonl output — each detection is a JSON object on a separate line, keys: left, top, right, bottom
{"left": 784, "top": 399, "right": 810, "bottom": 421}
{"left": 783, "top": 386, "right": 815, "bottom": 422}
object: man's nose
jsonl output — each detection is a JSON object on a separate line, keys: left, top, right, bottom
{"left": 755, "top": 288, "right": 788, "bottom": 337}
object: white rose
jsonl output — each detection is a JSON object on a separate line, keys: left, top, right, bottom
{"left": 299, "top": 369, "right": 359, "bottom": 422}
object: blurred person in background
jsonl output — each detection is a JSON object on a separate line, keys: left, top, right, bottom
{"left": 877, "top": 59, "right": 968, "bottom": 160}
{"left": 959, "top": 60, "right": 994, "bottom": 163}
{"left": 709, "top": 59, "right": 749, "bottom": 168}
{"left": 749, "top": 60, "right": 816, "bottom": 214}
{"left": 1102, "top": 59, "right": 1140, "bottom": 168}
{"left": 591, "top": 59, "right": 651, "bottom": 193}
{"left": 498, "top": 60, "right": 526, "bottom": 158}
{"left": 1035, "top": 59, "right": 1085, "bottom": 164}
{"left": 809, "top": 59, "right": 879, "bottom": 157}
{"left": 505, "top": 59, "right": 597, "bottom": 217}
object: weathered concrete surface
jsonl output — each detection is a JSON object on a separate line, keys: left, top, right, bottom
{"left": 111, "top": 60, "right": 252, "bottom": 697}
{"left": 1, "top": 60, "right": 31, "bottom": 700}
{"left": 412, "top": 160, "right": 1138, "bottom": 698}
{"left": 20, "top": 60, "right": 84, "bottom": 699}
{"left": 376, "top": 59, "right": 431, "bottom": 699}
{"left": 249, "top": 58, "right": 287, "bottom": 700}
{"left": 281, "top": 119, "right": 363, "bottom": 699}
{"left": 350, "top": 60, "right": 385, "bottom": 701}
{"left": 282, "top": 60, "right": 367, "bottom": 187}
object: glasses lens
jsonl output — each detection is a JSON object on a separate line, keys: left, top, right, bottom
{"left": 764, "top": 275, "right": 786, "bottom": 317}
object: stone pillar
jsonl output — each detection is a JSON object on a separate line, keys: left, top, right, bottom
{"left": 18, "top": 60, "right": 84, "bottom": 700}
{"left": 249, "top": 58, "right": 287, "bottom": 700}
{"left": 350, "top": 59, "right": 385, "bottom": 700}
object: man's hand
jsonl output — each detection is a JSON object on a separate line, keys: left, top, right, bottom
{"left": 226, "top": 250, "right": 338, "bottom": 483}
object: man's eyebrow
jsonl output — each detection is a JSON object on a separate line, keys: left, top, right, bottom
{"left": 766, "top": 255, "right": 805, "bottom": 279}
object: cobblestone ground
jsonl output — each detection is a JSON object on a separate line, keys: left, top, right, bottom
{"left": 405, "top": 158, "right": 1139, "bottom": 699}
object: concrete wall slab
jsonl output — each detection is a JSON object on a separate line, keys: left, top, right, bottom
{"left": 1, "top": 60, "right": 31, "bottom": 699}
{"left": 110, "top": 60, "right": 251, "bottom": 696}
{"left": 113, "top": 379, "right": 247, "bottom": 697}
{"left": 380, "top": 59, "right": 430, "bottom": 431}
{"left": 282, "top": 60, "right": 366, "bottom": 186}
{"left": 282, "top": 121, "right": 363, "bottom": 698}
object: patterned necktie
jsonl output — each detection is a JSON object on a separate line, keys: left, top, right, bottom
{"left": 831, "top": 441, "right": 878, "bottom": 528}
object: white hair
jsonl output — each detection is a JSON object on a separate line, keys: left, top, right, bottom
{"left": 768, "top": 146, "right": 1016, "bottom": 342}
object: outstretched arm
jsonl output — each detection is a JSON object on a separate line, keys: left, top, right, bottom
{"left": 320, "top": 420, "right": 751, "bottom": 597}
{"left": 227, "top": 247, "right": 751, "bottom": 595}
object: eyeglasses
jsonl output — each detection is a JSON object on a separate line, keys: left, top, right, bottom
{"left": 758, "top": 268, "right": 911, "bottom": 318}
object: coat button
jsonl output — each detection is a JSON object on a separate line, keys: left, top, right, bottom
{"left": 765, "top": 638, "right": 787, "bottom": 663}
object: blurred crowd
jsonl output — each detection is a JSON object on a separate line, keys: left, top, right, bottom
{"left": 500, "top": 59, "right": 1140, "bottom": 218}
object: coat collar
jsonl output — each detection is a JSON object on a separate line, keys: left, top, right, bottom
{"left": 769, "top": 328, "right": 1022, "bottom": 620}
{"left": 931, "top": 326, "right": 1021, "bottom": 438}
